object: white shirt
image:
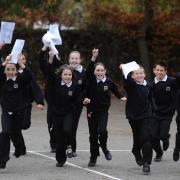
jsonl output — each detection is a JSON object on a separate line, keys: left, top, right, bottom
{"left": 7, "top": 76, "right": 17, "bottom": 81}
{"left": 96, "top": 76, "right": 106, "bottom": 83}
{"left": 74, "top": 65, "right": 83, "bottom": 73}
{"left": 61, "top": 80, "right": 72, "bottom": 87}
{"left": 136, "top": 80, "right": 147, "bottom": 86}
{"left": 154, "top": 75, "right": 167, "bottom": 84}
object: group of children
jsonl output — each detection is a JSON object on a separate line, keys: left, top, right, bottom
{"left": 0, "top": 41, "right": 180, "bottom": 176}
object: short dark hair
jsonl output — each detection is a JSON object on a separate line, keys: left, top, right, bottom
{"left": 154, "top": 60, "right": 168, "bottom": 70}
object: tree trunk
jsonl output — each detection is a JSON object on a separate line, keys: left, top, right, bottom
{"left": 136, "top": 0, "right": 153, "bottom": 78}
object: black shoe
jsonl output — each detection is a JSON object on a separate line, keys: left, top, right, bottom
{"left": 173, "top": 148, "right": 180, "bottom": 161}
{"left": 0, "top": 156, "right": 9, "bottom": 169}
{"left": 88, "top": 159, "right": 97, "bottom": 167}
{"left": 56, "top": 162, "right": 65, "bottom": 167}
{"left": 0, "top": 162, "right": 6, "bottom": 169}
{"left": 142, "top": 163, "right": 150, "bottom": 175}
{"left": 72, "top": 152, "right": 77, "bottom": 157}
{"left": 13, "top": 149, "right": 26, "bottom": 158}
{"left": 104, "top": 151, "right": 112, "bottom": 161}
{"left": 132, "top": 151, "right": 143, "bottom": 166}
{"left": 51, "top": 148, "right": 56, "bottom": 153}
{"left": 163, "top": 140, "right": 169, "bottom": 151}
{"left": 154, "top": 153, "right": 163, "bottom": 162}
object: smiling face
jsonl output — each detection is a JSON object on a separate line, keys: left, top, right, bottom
{"left": 132, "top": 68, "right": 145, "bottom": 84}
{"left": 61, "top": 68, "right": 73, "bottom": 84}
{"left": 69, "top": 52, "right": 81, "bottom": 68}
{"left": 153, "top": 65, "right": 167, "bottom": 81}
{"left": 18, "top": 54, "right": 27, "bottom": 65}
{"left": 4, "top": 63, "right": 17, "bottom": 78}
{"left": 94, "top": 64, "right": 106, "bottom": 80}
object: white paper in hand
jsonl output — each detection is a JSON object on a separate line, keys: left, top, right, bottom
{"left": 42, "top": 32, "right": 58, "bottom": 55}
{"left": 121, "top": 61, "right": 140, "bottom": 79}
{"left": 10, "top": 39, "right": 25, "bottom": 64}
{"left": 0, "top": 21, "right": 15, "bottom": 44}
{"left": 49, "top": 23, "right": 62, "bottom": 45}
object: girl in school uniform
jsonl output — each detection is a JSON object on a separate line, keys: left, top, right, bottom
{"left": 47, "top": 54, "right": 81, "bottom": 167}
{"left": 119, "top": 64, "right": 153, "bottom": 175}
{"left": 84, "top": 49, "right": 126, "bottom": 167}
{"left": 39, "top": 46, "right": 62, "bottom": 153}
{"left": 67, "top": 51, "right": 86, "bottom": 158}
{"left": 18, "top": 52, "right": 44, "bottom": 131}
{"left": 0, "top": 56, "right": 34, "bottom": 168}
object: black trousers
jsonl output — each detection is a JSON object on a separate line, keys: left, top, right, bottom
{"left": 0, "top": 111, "right": 26, "bottom": 163}
{"left": 175, "top": 106, "right": 180, "bottom": 150}
{"left": 87, "top": 110, "right": 108, "bottom": 160}
{"left": 54, "top": 113, "right": 73, "bottom": 163}
{"left": 47, "top": 105, "right": 56, "bottom": 149}
{"left": 71, "top": 104, "right": 83, "bottom": 152}
{"left": 21, "top": 104, "right": 32, "bottom": 130}
{"left": 129, "top": 118, "right": 152, "bottom": 165}
{"left": 151, "top": 116, "right": 173, "bottom": 155}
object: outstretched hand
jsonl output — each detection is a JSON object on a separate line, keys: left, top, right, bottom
{"left": 120, "top": 97, "right": 127, "bottom": 101}
{"left": 2, "top": 55, "right": 11, "bottom": 66}
{"left": 37, "top": 104, "right": 44, "bottom": 110}
{"left": 83, "top": 98, "right": 91, "bottom": 105}
{"left": 91, "top": 48, "right": 99, "bottom": 62}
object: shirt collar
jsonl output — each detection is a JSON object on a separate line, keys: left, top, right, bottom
{"left": 74, "top": 65, "right": 83, "bottom": 73}
{"left": 61, "top": 80, "right": 72, "bottom": 87}
{"left": 136, "top": 80, "right": 147, "bottom": 86}
{"left": 154, "top": 75, "right": 167, "bottom": 84}
{"left": 70, "top": 64, "right": 83, "bottom": 73}
{"left": 7, "top": 76, "right": 17, "bottom": 81}
{"left": 96, "top": 76, "right": 106, "bottom": 83}
{"left": 18, "top": 69, "right": 24, "bottom": 73}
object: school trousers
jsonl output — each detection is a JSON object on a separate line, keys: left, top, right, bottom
{"left": 129, "top": 118, "right": 152, "bottom": 165}
{"left": 0, "top": 111, "right": 26, "bottom": 163}
{"left": 47, "top": 105, "right": 56, "bottom": 149}
{"left": 21, "top": 104, "right": 32, "bottom": 130}
{"left": 71, "top": 104, "right": 83, "bottom": 152}
{"left": 151, "top": 115, "right": 173, "bottom": 155}
{"left": 54, "top": 113, "right": 73, "bottom": 163}
{"left": 87, "top": 110, "right": 109, "bottom": 160}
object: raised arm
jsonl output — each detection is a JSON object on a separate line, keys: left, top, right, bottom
{"left": 86, "top": 49, "right": 99, "bottom": 80}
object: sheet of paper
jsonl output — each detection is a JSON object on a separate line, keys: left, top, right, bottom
{"left": 42, "top": 32, "right": 58, "bottom": 55}
{"left": 121, "top": 61, "right": 140, "bottom": 79}
{"left": 0, "top": 21, "right": 15, "bottom": 44}
{"left": 49, "top": 23, "right": 62, "bottom": 45}
{"left": 10, "top": 39, "right": 25, "bottom": 64}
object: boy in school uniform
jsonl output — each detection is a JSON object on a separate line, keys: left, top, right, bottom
{"left": 39, "top": 46, "right": 62, "bottom": 153}
{"left": 84, "top": 49, "right": 126, "bottom": 167}
{"left": 119, "top": 63, "right": 153, "bottom": 175}
{"left": 151, "top": 60, "right": 178, "bottom": 162}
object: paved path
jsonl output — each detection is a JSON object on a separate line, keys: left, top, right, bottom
{"left": 0, "top": 98, "right": 179, "bottom": 180}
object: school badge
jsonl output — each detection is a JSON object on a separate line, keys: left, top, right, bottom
{"left": 166, "top": 86, "right": 171, "bottom": 91}
{"left": 78, "top": 79, "right": 82, "bottom": 85}
{"left": 14, "top": 83, "right": 18, "bottom": 89}
{"left": 68, "top": 91, "right": 73, "bottom": 96}
{"left": 104, "top": 85, "right": 108, "bottom": 91}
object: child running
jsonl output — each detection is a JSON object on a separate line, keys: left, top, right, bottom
{"left": 84, "top": 49, "right": 126, "bottom": 167}
{"left": 47, "top": 54, "right": 81, "bottom": 167}
{"left": 119, "top": 62, "right": 153, "bottom": 175}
